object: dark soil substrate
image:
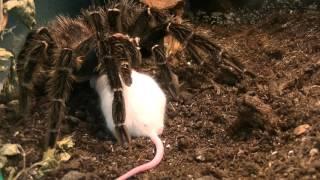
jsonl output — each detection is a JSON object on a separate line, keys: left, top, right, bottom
{"left": 1, "top": 8, "right": 320, "bottom": 180}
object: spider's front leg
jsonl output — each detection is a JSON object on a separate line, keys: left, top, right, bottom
{"left": 86, "top": 11, "right": 134, "bottom": 144}
{"left": 107, "top": 36, "right": 143, "bottom": 143}
{"left": 99, "top": 39, "right": 131, "bottom": 144}
{"left": 45, "top": 48, "right": 75, "bottom": 149}
{"left": 16, "top": 27, "right": 55, "bottom": 116}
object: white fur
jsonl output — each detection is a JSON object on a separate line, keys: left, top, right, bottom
{"left": 91, "top": 70, "right": 166, "bottom": 138}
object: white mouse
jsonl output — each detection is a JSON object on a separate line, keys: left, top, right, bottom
{"left": 91, "top": 70, "right": 166, "bottom": 180}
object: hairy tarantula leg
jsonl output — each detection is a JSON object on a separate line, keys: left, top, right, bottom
{"left": 18, "top": 43, "right": 49, "bottom": 115}
{"left": 86, "top": 11, "right": 105, "bottom": 40}
{"left": 104, "top": 55, "right": 131, "bottom": 144}
{"left": 114, "top": 35, "right": 143, "bottom": 86}
{"left": 114, "top": 35, "right": 142, "bottom": 69}
{"left": 107, "top": 8, "right": 122, "bottom": 32}
{"left": 17, "top": 27, "right": 55, "bottom": 115}
{"left": 128, "top": 37, "right": 142, "bottom": 68}
{"left": 112, "top": 87, "right": 131, "bottom": 144}
{"left": 166, "top": 23, "right": 247, "bottom": 74}
{"left": 46, "top": 48, "right": 74, "bottom": 149}
{"left": 19, "top": 45, "right": 43, "bottom": 114}
{"left": 113, "top": 89, "right": 131, "bottom": 145}
{"left": 88, "top": 11, "right": 132, "bottom": 144}
{"left": 140, "top": 21, "right": 246, "bottom": 74}
{"left": 152, "top": 44, "right": 179, "bottom": 98}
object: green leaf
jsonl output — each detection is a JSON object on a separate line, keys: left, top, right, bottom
{"left": 0, "top": 169, "right": 4, "bottom": 180}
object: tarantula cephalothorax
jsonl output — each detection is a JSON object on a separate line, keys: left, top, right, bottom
{"left": 16, "top": 0, "right": 245, "bottom": 150}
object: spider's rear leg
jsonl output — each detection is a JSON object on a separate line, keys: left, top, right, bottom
{"left": 46, "top": 48, "right": 75, "bottom": 149}
{"left": 141, "top": 21, "right": 246, "bottom": 78}
{"left": 166, "top": 23, "right": 247, "bottom": 76}
{"left": 17, "top": 27, "right": 54, "bottom": 115}
{"left": 151, "top": 44, "right": 180, "bottom": 98}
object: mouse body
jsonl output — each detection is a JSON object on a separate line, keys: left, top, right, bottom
{"left": 91, "top": 70, "right": 166, "bottom": 179}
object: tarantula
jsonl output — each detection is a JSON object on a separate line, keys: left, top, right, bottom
{"left": 16, "top": 0, "right": 245, "bottom": 150}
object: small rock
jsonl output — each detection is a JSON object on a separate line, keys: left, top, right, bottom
{"left": 5, "top": 100, "right": 19, "bottom": 116}
{"left": 271, "top": 151, "right": 278, "bottom": 156}
{"left": 294, "top": 124, "right": 311, "bottom": 136}
{"left": 180, "top": 91, "right": 193, "bottom": 104}
{"left": 7, "top": 100, "right": 19, "bottom": 109}
{"left": 288, "top": 150, "right": 294, "bottom": 156}
{"left": 176, "top": 136, "right": 192, "bottom": 151}
{"left": 237, "top": 149, "right": 245, "bottom": 156}
{"left": 13, "top": 131, "right": 19, "bottom": 137}
{"left": 0, "top": 104, "right": 7, "bottom": 109}
{"left": 196, "top": 154, "right": 206, "bottom": 162}
{"left": 0, "top": 104, "right": 7, "bottom": 114}
{"left": 61, "top": 171, "right": 86, "bottom": 180}
{"left": 310, "top": 148, "right": 319, "bottom": 157}
{"left": 195, "top": 148, "right": 215, "bottom": 162}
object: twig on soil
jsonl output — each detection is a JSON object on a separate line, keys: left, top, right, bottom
{"left": 13, "top": 161, "right": 43, "bottom": 180}
{"left": 169, "top": 102, "right": 176, "bottom": 112}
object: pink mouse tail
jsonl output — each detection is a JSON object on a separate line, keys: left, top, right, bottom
{"left": 117, "top": 133, "right": 164, "bottom": 180}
